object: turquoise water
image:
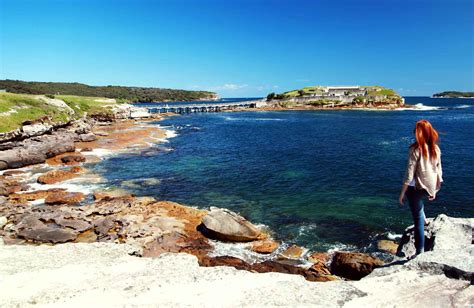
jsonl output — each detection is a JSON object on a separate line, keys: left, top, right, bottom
{"left": 94, "top": 97, "right": 474, "bottom": 252}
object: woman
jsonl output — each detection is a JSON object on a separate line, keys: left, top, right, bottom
{"left": 399, "top": 120, "right": 443, "bottom": 257}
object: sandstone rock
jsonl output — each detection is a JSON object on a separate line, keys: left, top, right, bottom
{"left": 60, "top": 154, "right": 86, "bottom": 164}
{"left": 377, "top": 240, "right": 398, "bottom": 254}
{"left": 250, "top": 239, "right": 279, "bottom": 254}
{"left": 14, "top": 215, "right": 78, "bottom": 243}
{"left": 77, "top": 133, "right": 97, "bottom": 142}
{"left": 93, "top": 217, "right": 115, "bottom": 236}
{"left": 279, "top": 245, "right": 305, "bottom": 259}
{"left": 37, "top": 166, "right": 84, "bottom": 184}
{"left": 397, "top": 214, "right": 474, "bottom": 258}
{"left": 0, "top": 181, "right": 7, "bottom": 196}
{"left": 2, "top": 170, "right": 26, "bottom": 177}
{"left": 18, "top": 227, "right": 77, "bottom": 243}
{"left": 0, "top": 216, "right": 7, "bottom": 229}
{"left": 81, "top": 147, "right": 93, "bottom": 152}
{"left": 200, "top": 207, "right": 262, "bottom": 242}
{"left": 0, "top": 131, "right": 75, "bottom": 170}
{"left": 8, "top": 188, "right": 66, "bottom": 203}
{"left": 45, "top": 191, "right": 85, "bottom": 205}
{"left": 93, "top": 190, "right": 134, "bottom": 202}
{"left": 308, "top": 252, "right": 330, "bottom": 264}
{"left": 331, "top": 252, "right": 384, "bottom": 280}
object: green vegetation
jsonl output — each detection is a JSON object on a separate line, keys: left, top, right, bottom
{"left": 57, "top": 95, "right": 117, "bottom": 116}
{"left": 0, "top": 79, "right": 217, "bottom": 102}
{"left": 267, "top": 85, "right": 402, "bottom": 109}
{"left": 0, "top": 93, "right": 70, "bottom": 133}
{"left": 433, "top": 91, "right": 474, "bottom": 98}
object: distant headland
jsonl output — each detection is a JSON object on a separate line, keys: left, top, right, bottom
{"left": 0, "top": 79, "right": 218, "bottom": 102}
{"left": 432, "top": 91, "right": 474, "bottom": 98}
{"left": 265, "top": 85, "right": 405, "bottom": 110}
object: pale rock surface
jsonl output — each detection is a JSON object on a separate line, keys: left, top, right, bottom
{"left": 0, "top": 242, "right": 471, "bottom": 307}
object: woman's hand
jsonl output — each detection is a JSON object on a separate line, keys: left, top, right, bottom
{"left": 399, "top": 184, "right": 408, "bottom": 205}
{"left": 399, "top": 193, "right": 405, "bottom": 205}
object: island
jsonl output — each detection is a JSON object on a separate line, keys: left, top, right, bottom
{"left": 0, "top": 79, "right": 218, "bottom": 102}
{"left": 432, "top": 91, "right": 474, "bottom": 98}
{"left": 266, "top": 85, "right": 405, "bottom": 109}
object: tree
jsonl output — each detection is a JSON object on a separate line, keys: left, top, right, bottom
{"left": 266, "top": 92, "right": 276, "bottom": 101}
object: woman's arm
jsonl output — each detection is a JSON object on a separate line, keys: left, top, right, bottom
{"left": 399, "top": 184, "right": 408, "bottom": 205}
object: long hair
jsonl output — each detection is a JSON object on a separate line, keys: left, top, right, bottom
{"left": 410, "top": 120, "right": 439, "bottom": 160}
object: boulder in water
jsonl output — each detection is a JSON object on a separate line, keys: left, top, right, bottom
{"left": 200, "top": 207, "right": 262, "bottom": 242}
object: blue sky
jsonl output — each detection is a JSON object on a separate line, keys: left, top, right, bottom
{"left": 1, "top": 0, "right": 472, "bottom": 97}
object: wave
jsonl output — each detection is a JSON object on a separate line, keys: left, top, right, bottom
{"left": 222, "top": 116, "right": 283, "bottom": 122}
{"left": 455, "top": 104, "right": 472, "bottom": 109}
{"left": 400, "top": 103, "right": 442, "bottom": 111}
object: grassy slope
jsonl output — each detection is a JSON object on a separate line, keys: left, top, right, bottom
{"left": 0, "top": 93, "right": 120, "bottom": 133}
{"left": 57, "top": 95, "right": 119, "bottom": 116}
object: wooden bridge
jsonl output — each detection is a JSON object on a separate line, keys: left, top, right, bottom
{"left": 146, "top": 100, "right": 266, "bottom": 114}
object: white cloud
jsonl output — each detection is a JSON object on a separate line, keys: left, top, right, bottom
{"left": 208, "top": 83, "right": 248, "bottom": 91}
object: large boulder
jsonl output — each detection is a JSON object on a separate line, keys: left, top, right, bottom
{"left": 0, "top": 132, "right": 75, "bottom": 170}
{"left": 200, "top": 207, "right": 262, "bottom": 242}
{"left": 397, "top": 214, "right": 473, "bottom": 258}
{"left": 331, "top": 252, "right": 384, "bottom": 280}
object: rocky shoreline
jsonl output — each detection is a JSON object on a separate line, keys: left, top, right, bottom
{"left": 0, "top": 106, "right": 473, "bottom": 306}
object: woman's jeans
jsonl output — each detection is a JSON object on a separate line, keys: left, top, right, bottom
{"left": 405, "top": 186, "right": 427, "bottom": 254}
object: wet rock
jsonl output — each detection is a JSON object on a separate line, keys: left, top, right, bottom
{"left": 60, "top": 154, "right": 86, "bottom": 165}
{"left": 37, "top": 166, "right": 85, "bottom": 184}
{"left": 45, "top": 191, "right": 85, "bottom": 205}
{"left": 200, "top": 207, "right": 262, "bottom": 242}
{"left": 331, "top": 252, "right": 384, "bottom": 280}
{"left": 308, "top": 252, "right": 330, "bottom": 264}
{"left": 81, "top": 147, "right": 93, "bottom": 152}
{"left": 279, "top": 245, "right": 305, "bottom": 259}
{"left": 93, "top": 190, "right": 134, "bottom": 202}
{"left": 397, "top": 214, "right": 474, "bottom": 258}
{"left": 378, "top": 240, "right": 398, "bottom": 255}
{"left": 2, "top": 170, "right": 26, "bottom": 177}
{"left": 250, "top": 239, "right": 279, "bottom": 254}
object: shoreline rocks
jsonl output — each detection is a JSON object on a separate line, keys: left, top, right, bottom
{"left": 200, "top": 207, "right": 264, "bottom": 242}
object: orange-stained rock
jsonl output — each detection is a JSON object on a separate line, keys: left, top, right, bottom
{"left": 45, "top": 191, "right": 85, "bottom": 205}
{"left": 279, "top": 245, "right": 305, "bottom": 259}
{"left": 308, "top": 252, "right": 331, "bottom": 264}
{"left": 250, "top": 239, "right": 279, "bottom": 254}
{"left": 60, "top": 154, "right": 86, "bottom": 165}
{"left": 330, "top": 252, "right": 384, "bottom": 280}
{"left": 37, "top": 166, "right": 85, "bottom": 184}
{"left": 8, "top": 188, "right": 67, "bottom": 203}
{"left": 377, "top": 240, "right": 399, "bottom": 255}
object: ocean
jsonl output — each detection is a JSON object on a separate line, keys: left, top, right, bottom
{"left": 92, "top": 97, "right": 474, "bottom": 253}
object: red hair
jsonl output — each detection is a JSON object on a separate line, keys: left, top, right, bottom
{"left": 411, "top": 120, "right": 439, "bottom": 160}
